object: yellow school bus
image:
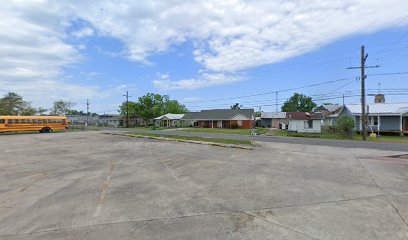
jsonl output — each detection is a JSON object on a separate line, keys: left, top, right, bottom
{"left": 0, "top": 116, "right": 68, "bottom": 133}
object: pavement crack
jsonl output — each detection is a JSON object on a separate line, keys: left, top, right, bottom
{"left": 244, "top": 211, "right": 322, "bottom": 240}
{"left": 356, "top": 157, "right": 408, "bottom": 227}
{"left": 94, "top": 161, "right": 116, "bottom": 217}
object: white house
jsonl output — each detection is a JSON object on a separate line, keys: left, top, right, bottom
{"left": 340, "top": 102, "right": 408, "bottom": 134}
{"left": 154, "top": 114, "right": 185, "bottom": 128}
{"left": 287, "top": 112, "right": 324, "bottom": 133}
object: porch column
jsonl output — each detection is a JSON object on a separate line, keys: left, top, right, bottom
{"left": 211, "top": 120, "right": 213, "bottom": 128}
{"left": 378, "top": 115, "right": 381, "bottom": 135}
{"left": 401, "top": 115, "right": 403, "bottom": 132}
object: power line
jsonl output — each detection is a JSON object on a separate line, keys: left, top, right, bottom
{"left": 182, "top": 77, "right": 352, "bottom": 104}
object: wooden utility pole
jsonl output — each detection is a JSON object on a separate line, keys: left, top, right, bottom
{"left": 347, "top": 45, "right": 379, "bottom": 141}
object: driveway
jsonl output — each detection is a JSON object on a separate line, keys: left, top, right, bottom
{"left": 1, "top": 131, "right": 408, "bottom": 239}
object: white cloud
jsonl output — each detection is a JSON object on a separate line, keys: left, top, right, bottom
{"left": 2, "top": 0, "right": 408, "bottom": 100}
{"left": 153, "top": 72, "right": 245, "bottom": 90}
{"left": 65, "top": 0, "right": 408, "bottom": 88}
{"left": 71, "top": 27, "right": 94, "bottom": 38}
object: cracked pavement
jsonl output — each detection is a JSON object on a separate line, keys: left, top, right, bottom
{"left": 1, "top": 131, "right": 408, "bottom": 239}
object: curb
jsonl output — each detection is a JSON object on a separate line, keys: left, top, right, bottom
{"left": 104, "top": 132, "right": 254, "bottom": 150}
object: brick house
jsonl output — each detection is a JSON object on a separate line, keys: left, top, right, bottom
{"left": 181, "top": 109, "right": 255, "bottom": 129}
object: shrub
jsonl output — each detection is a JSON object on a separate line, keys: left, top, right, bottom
{"left": 231, "top": 123, "right": 238, "bottom": 129}
{"left": 336, "top": 115, "right": 355, "bottom": 138}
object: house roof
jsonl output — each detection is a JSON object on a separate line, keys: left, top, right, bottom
{"left": 345, "top": 103, "right": 408, "bottom": 115}
{"left": 286, "top": 112, "right": 324, "bottom": 120}
{"left": 181, "top": 109, "right": 254, "bottom": 120}
{"left": 154, "top": 113, "right": 185, "bottom": 120}
{"left": 315, "top": 104, "right": 342, "bottom": 113}
{"left": 261, "top": 112, "right": 287, "bottom": 119}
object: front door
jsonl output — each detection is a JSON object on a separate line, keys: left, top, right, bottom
{"left": 403, "top": 117, "right": 408, "bottom": 131}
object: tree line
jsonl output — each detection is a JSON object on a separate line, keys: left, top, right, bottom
{"left": 118, "top": 93, "right": 187, "bottom": 124}
{"left": 0, "top": 92, "right": 96, "bottom": 116}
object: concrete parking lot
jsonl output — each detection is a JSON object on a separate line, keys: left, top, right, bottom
{"left": 1, "top": 131, "right": 408, "bottom": 239}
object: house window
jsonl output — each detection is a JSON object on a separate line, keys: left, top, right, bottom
{"left": 369, "top": 116, "right": 378, "bottom": 126}
{"left": 237, "top": 120, "right": 243, "bottom": 127}
{"left": 304, "top": 120, "right": 313, "bottom": 129}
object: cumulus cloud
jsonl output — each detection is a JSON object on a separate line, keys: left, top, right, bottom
{"left": 66, "top": 0, "right": 408, "bottom": 88}
{"left": 2, "top": 0, "right": 408, "bottom": 98}
{"left": 153, "top": 72, "right": 245, "bottom": 90}
{"left": 71, "top": 27, "right": 94, "bottom": 38}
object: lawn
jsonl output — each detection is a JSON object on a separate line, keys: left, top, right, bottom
{"left": 181, "top": 128, "right": 252, "bottom": 135}
{"left": 265, "top": 129, "right": 408, "bottom": 143}
{"left": 127, "top": 132, "right": 253, "bottom": 145}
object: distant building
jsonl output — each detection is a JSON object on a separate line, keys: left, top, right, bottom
{"left": 67, "top": 115, "right": 98, "bottom": 125}
{"left": 154, "top": 114, "right": 185, "bottom": 128}
{"left": 260, "top": 112, "right": 287, "bottom": 128}
{"left": 97, "top": 114, "right": 123, "bottom": 127}
{"left": 181, "top": 109, "right": 255, "bottom": 129}
{"left": 315, "top": 104, "right": 342, "bottom": 116}
{"left": 287, "top": 112, "right": 324, "bottom": 133}
{"left": 340, "top": 103, "right": 408, "bottom": 134}
{"left": 374, "top": 94, "right": 385, "bottom": 103}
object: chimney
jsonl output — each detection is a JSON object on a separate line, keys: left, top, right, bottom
{"left": 375, "top": 94, "right": 385, "bottom": 103}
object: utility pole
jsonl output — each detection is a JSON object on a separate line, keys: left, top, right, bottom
{"left": 122, "top": 91, "right": 132, "bottom": 128}
{"left": 86, "top": 99, "right": 90, "bottom": 126}
{"left": 347, "top": 45, "right": 379, "bottom": 141}
{"left": 342, "top": 94, "right": 345, "bottom": 106}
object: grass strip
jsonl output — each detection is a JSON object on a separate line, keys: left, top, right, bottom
{"left": 127, "top": 132, "right": 252, "bottom": 145}
{"left": 181, "top": 128, "right": 251, "bottom": 135}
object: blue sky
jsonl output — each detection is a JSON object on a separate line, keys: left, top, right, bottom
{"left": 1, "top": 1, "right": 408, "bottom": 113}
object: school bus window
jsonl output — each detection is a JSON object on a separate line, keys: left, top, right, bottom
{"left": 43, "top": 119, "right": 48, "bottom": 123}
{"left": 38, "top": 119, "right": 43, "bottom": 123}
{"left": 0, "top": 119, "right": 4, "bottom": 124}
{"left": 20, "top": 119, "right": 26, "bottom": 124}
{"left": 27, "top": 119, "right": 32, "bottom": 123}
{"left": 32, "top": 119, "right": 38, "bottom": 123}
{"left": 57, "top": 119, "right": 62, "bottom": 123}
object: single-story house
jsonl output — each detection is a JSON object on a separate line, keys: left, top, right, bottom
{"left": 287, "top": 112, "right": 324, "bottom": 133}
{"left": 154, "top": 113, "right": 185, "bottom": 128}
{"left": 260, "top": 112, "right": 287, "bottom": 128}
{"left": 340, "top": 103, "right": 408, "bottom": 134}
{"left": 181, "top": 109, "right": 255, "bottom": 129}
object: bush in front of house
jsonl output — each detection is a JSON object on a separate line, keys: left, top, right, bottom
{"left": 336, "top": 115, "right": 355, "bottom": 138}
{"left": 231, "top": 123, "right": 238, "bottom": 129}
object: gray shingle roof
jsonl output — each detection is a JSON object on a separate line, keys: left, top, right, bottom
{"left": 315, "top": 104, "right": 342, "bottom": 113}
{"left": 181, "top": 109, "right": 254, "bottom": 120}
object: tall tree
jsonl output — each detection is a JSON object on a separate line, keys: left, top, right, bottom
{"left": 0, "top": 92, "right": 39, "bottom": 115}
{"left": 50, "top": 100, "right": 75, "bottom": 115}
{"left": 118, "top": 93, "right": 187, "bottom": 126}
{"left": 281, "top": 93, "right": 317, "bottom": 112}
{"left": 230, "top": 103, "right": 242, "bottom": 109}
{"left": 164, "top": 98, "right": 188, "bottom": 114}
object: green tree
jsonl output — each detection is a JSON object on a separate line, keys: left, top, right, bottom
{"left": 281, "top": 93, "right": 317, "bottom": 112}
{"left": 50, "top": 100, "right": 75, "bottom": 115}
{"left": 0, "top": 92, "right": 40, "bottom": 115}
{"left": 230, "top": 103, "right": 241, "bottom": 109}
{"left": 164, "top": 98, "right": 188, "bottom": 114}
{"left": 118, "top": 93, "right": 187, "bottom": 126}
{"left": 336, "top": 115, "right": 355, "bottom": 132}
